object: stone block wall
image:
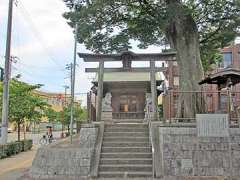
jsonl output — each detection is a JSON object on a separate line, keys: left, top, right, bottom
{"left": 159, "top": 127, "right": 240, "bottom": 177}
{"left": 30, "top": 126, "right": 98, "bottom": 178}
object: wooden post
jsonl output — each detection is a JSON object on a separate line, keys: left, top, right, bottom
{"left": 150, "top": 60, "right": 158, "bottom": 121}
{"left": 96, "top": 61, "right": 104, "bottom": 121}
{"left": 87, "top": 91, "right": 92, "bottom": 123}
{"left": 217, "top": 85, "right": 221, "bottom": 111}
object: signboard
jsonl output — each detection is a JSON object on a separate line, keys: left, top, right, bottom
{"left": 196, "top": 114, "right": 229, "bottom": 137}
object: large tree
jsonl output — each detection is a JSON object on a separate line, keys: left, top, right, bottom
{"left": 63, "top": 0, "right": 240, "bottom": 118}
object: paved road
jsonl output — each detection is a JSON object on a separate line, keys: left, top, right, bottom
{"left": 7, "top": 131, "right": 64, "bottom": 146}
{"left": 0, "top": 146, "right": 37, "bottom": 180}
{"left": 0, "top": 131, "right": 66, "bottom": 180}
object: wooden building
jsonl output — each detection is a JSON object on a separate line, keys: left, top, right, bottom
{"left": 92, "top": 71, "right": 163, "bottom": 119}
{"left": 80, "top": 51, "right": 176, "bottom": 122}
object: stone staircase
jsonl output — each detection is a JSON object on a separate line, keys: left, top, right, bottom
{"left": 98, "top": 121, "right": 153, "bottom": 178}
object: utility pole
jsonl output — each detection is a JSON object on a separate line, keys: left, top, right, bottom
{"left": 66, "top": 63, "right": 74, "bottom": 143}
{"left": 1, "top": 0, "right": 14, "bottom": 144}
{"left": 68, "top": 1, "right": 79, "bottom": 144}
{"left": 61, "top": 85, "right": 69, "bottom": 138}
{"left": 70, "top": 62, "right": 74, "bottom": 143}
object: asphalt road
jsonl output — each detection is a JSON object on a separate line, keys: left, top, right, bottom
{"left": 7, "top": 131, "right": 64, "bottom": 146}
{"left": 0, "top": 146, "right": 37, "bottom": 180}
{"left": 0, "top": 131, "right": 65, "bottom": 180}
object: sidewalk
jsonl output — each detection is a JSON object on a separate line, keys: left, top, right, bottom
{"left": 0, "top": 146, "right": 37, "bottom": 180}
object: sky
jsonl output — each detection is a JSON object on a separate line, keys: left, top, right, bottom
{"left": 0, "top": 0, "right": 163, "bottom": 104}
{"left": 2, "top": 0, "right": 238, "bottom": 105}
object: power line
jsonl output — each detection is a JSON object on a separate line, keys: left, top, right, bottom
{"left": 17, "top": 60, "right": 64, "bottom": 71}
{"left": 11, "top": 65, "right": 67, "bottom": 89}
{"left": 16, "top": 1, "right": 65, "bottom": 71}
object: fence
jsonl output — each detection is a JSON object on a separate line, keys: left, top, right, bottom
{"left": 163, "top": 90, "right": 240, "bottom": 125}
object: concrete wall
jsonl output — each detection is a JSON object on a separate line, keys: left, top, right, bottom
{"left": 30, "top": 125, "right": 99, "bottom": 179}
{"left": 158, "top": 127, "right": 240, "bottom": 178}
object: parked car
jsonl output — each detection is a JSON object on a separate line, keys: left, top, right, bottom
{"left": 8, "top": 127, "right": 13, "bottom": 133}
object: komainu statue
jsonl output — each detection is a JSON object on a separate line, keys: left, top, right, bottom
{"left": 102, "top": 92, "right": 112, "bottom": 112}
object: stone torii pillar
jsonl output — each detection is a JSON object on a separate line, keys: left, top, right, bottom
{"left": 150, "top": 60, "right": 158, "bottom": 120}
{"left": 96, "top": 61, "right": 104, "bottom": 121}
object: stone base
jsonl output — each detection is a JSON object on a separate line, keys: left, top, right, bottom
{"left": 144, "top": 112, "right": 154, "bottom": 121}
{"left": 30, "top": 126, "right": 98, "bottom": 179}
{"left": 157, "top": 126, "right": 240, "bottom": 177}
{"left": 101, "top": 111, "right": 113, "bottom": 123}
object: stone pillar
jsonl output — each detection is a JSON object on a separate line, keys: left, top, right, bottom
{"left": 150, "top": 60, "right": 158, "bottom": 120}
{"left": 96, "top": 61, "right": 104, "bottom": 121}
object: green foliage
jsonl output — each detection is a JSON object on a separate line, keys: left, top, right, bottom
{"left": 2, "top": 80, "right": 47, "bottom": 124}
{"left": 62, "top": 103, "right": 87, "bottom": 127}
{"left": 63, "top": 0, "right": 240, "bottom": 69}
{"left": 44, "top": 108, "right": 60, "bottom": 123}
{"left": 0, "top": 139, "right": 32, "bottom": 159}
{"left": 0, "top": 80, "right": 47, "bottom": 141}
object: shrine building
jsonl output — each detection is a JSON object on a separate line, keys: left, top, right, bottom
{"left": 80, "top": 51, "right": 176, "bottom": 122}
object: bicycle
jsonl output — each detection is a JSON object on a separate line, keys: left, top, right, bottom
{"left": 39, "top": 134, "right": 54, "bottom": 145}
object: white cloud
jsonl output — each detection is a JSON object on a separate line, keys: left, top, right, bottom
{"left": 0, "top": 0, "right": 165, "bottom": 95}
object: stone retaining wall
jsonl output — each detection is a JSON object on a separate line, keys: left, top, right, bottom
{"left": 30, "top": 126, "right": 98, "bottom": 179}
{"left": 159, "top": 127, "right": 240, "bottom": 178}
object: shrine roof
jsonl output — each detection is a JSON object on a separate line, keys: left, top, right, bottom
{"left": 199, "top": 67, "right": 240, "bottom": 86}
{"left": 93, "top": 72, "right": 163, "bottom": 83}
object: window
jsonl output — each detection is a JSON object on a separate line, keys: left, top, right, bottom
{"left": 223, "top": 52, "right": 232, "bottom": 68}
{"left": 119, "top": 95, "right": 137, "bottom": 112}
{"left": 120, "top": 95, "right": 128, "bottom": 112}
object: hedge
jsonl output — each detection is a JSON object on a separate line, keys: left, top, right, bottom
{"left": 0, "top": 139, "right": 33, "bottom": 159}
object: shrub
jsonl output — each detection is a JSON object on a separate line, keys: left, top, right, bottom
{"left": 22, "top": 139, "right": 33, "bottom": 151}
{"left": 0, "top": 139, "right": 33, "bottom": 159}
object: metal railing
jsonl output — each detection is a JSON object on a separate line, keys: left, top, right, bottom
{"left": 148, "top": 121, "right": 155, "bottom": 178}
{"left": 163, "top": 90, "right": 240, "bottom": 125}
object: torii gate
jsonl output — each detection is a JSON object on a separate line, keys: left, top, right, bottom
{"left": 79, "top": 51, "right": 176, "bottom": 121}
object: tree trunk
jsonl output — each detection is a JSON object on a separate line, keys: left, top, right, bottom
{"left": 23, "top": 122, "right": 26, "bottom": 140}
{"left": 166, "top": 0, "right": 205, "bottom": 118}
{"left": 17, "top": 122, "right": 21, "bottom": 142}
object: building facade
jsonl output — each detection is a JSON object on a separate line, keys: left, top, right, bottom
{"left": 164, "top": 43, "right": 240, "bottom": 121}
{"left": 33, "top": 90, "right": 68, "bottom": 112}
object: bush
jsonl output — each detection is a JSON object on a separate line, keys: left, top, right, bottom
{"left": 0, "top": 139, "right": 33, "bottom": 159}
{"left": 65, "top": 132, "right": 70, "bottom": 137}
{"left": 22, "top": 139, "right": 33, "bottom": 151}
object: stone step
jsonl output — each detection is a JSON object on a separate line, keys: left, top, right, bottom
{"left": 104, "top": 132, "right": 149, "bottom": 137}
{"left": 102, "top": 142, "right": 150, "bottom": 147}
{"left": 105, "top": 124, "right": 148, "bottom": 128}
{"left": 102, "top": 147, "right": 151, "bottom": 153}
{"left": 100, "top": 158, "right": 152, "bottom": 165}
{"left": 103, "top": 136, "right": 149, "bottom": 142}
{"left": 112, "top": 119, "right": 144, "bottom": 121}
{"left": 99, "top": 164, "right": 152, "bottom": 172}
{"left": 101, "top": 152, "right": 152, "bottom": 159}
{"left": 113, "top": 120, "right": 144, "bottom": 123}
{"left": 104, "top": 128, "right": 148, "bottom": 133}
{"left": 98, "top": 171, "right": 152, "bottom": 178}
{"left": 102, "top": 114, "right": 113, "bottom": 117}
